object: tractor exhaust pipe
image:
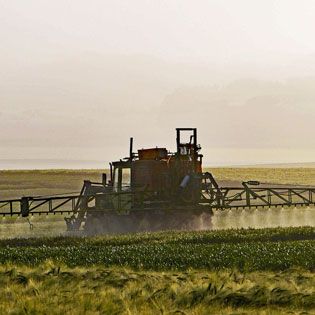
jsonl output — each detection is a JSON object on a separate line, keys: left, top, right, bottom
{"left": 130, "top": 137, "right": 133, "bottom": 159}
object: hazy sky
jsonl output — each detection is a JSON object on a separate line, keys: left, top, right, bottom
{"left": 1, "top": 1, "right": 315, "bottom": 168}
{"left": 2, "top": 1, "right": 315, "bottom": 64}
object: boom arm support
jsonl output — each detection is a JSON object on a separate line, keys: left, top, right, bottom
{"left": 1, "top": 176, "right": 314, "bottom": 220}
{"left": 202, "top": 181, "right": 315, "bottom": 209}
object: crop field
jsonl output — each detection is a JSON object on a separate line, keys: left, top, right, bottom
{"left": 0, "top": 169, "right": 106, "bottom": 200}
{"left": 0, "top": 227, "right": 314, "bottom": 271}
{"left": 0, "top": 227, "right": 314, "bottom": 314}
{"left": 208, "top": 167, "right": 315, "bottom": 186}
{"left": 2, "top": 167, "right": 315, "bottom": 200}
{"left": 0, "top": 168, "right": 314, "bottom": 314}
{"left": 0, "top": 264, "right": 314, "bottom": 314}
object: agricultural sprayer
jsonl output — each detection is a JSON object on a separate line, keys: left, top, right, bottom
{"left": 0, "top": 128, "right": 314, "bottom": 234}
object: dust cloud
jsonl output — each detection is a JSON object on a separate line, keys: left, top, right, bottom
{"left": 212, "top": 207, "right": 315, "bottom": 229}
{"left": 0, "top": 207, "right": 314, "bottom": 239}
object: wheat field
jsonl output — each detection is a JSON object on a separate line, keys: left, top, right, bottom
{"left": 0, "top": 168, "right": 314, "bottom": 314}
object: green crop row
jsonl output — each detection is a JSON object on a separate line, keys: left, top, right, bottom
{"left": 0, "top": 240, "right": 314, "bottom": 271}
{"left": 0, "top": 226, "right": 314, "bottom": 248}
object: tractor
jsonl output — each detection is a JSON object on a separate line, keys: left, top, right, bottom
{"left": 1, "top": 127, "right": 314, "bottom": 234}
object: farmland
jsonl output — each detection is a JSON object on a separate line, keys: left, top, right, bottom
{"left": 0, "top": 168, "right": 314, "bottom": 314}
{"left": 0, "top": 227, "right": 314, "bottom": 271}
{"left": 0, "top": 263, "right": 314, "bottom": 314}
{"left": 0, "top": 227, "right": 314, "bottom": 314}
{"left": 2, "top": 167, "right": 315, "bottom": 201}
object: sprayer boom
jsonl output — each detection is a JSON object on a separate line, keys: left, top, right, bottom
{"left": 1, "top": 183, "right": 314, "bottom": 218}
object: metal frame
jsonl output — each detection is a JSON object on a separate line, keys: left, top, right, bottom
{"left": 1, "top": 183, "right": 315, "bottom": 218}
{"left": 0, "top": 194, "right": 80, "bottom": 217}
{"left": 201, "top": 185, "right": 315, "bottom": 209}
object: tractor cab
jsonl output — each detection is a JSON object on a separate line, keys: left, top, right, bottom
{"left": 111, "top": 161, "right": 132, "bottom": 193}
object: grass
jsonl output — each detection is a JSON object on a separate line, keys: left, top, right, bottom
{"left": 0, "top": 263, "right": 313, "bottom": 314}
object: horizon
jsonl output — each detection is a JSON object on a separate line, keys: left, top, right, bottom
{"left": 2, "top": 157, "right": 315, "bottom": 170}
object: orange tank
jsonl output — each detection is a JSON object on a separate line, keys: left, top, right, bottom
{"left": 138, "top": 148, "right": 168, "bottom": 160}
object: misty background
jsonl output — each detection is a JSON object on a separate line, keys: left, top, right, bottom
{"left": 1, "top": 0, "right": 315, "bottom": 169}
